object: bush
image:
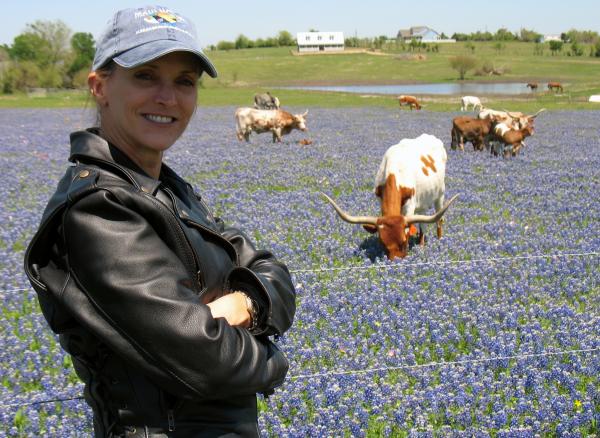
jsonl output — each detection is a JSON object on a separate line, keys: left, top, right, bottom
{"left": 449, "top": 55, "right": 477, "bottom": 80}
{"left": 216, "top": 40, "right": 235, "bottom": 51}
{"left": 549, "top": 40, "right": 563, "bottom": 55}
{"left": 1, "top": 61, "right": 41, "bottom": 93}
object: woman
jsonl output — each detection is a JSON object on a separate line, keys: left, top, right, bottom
{"left": 24, "top": 6, "right": 296, "bottom": 437}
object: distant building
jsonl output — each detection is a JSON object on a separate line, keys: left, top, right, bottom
{"left": 296, "top": 32, "right": 344, "bottom": 52}
{"left": 397, "top": 26, "right": 453, "bottom": 43}
{"left": 543, "top": 35, "right": 562, "bottom": 43}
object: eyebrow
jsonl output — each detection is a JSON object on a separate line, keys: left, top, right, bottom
{"left": 137, "top": 64, "right": 199, "bottom": 75}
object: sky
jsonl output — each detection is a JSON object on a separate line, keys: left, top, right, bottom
{"left": 2, "top": 0, "right": 599, "bottom": 48}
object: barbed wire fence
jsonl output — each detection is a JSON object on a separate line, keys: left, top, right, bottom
{"left": 0, "top": 251, "right": 598, "bottom": 410}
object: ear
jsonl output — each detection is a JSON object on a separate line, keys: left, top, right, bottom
{"left": 408, "top": 224, "right": 418, "bottom": 236}
{"left": 362, "top": 224, "right": 378, "bottom": 234}
{"left": 88, "top": 71, "right": 108, "bottom": 106}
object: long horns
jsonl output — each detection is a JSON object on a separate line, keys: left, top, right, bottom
{"left": 503, "top": 108, "right": 546, "bottom": 119}
{"left": 405, "top": 194, "right": 459, "bottom": 224}
{"left": 321, "top": 193, "right": 378, "bottom": 225}
{"left": 529, "top": 108, "right": 546, "bottom": 119}
{"left": 321, "top": 192, "right": 459, "bottom": 226}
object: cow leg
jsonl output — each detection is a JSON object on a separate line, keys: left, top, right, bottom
{"left": 418, "top": 226, "right": 425, "bottom": 246}
{"left": 244, "top": 132, "right": 250, "bottom": 142}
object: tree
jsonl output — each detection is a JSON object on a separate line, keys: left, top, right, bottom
{"left": 449, "top": 55, "right": 477, "bottom": 80}
{"left": 234, "top": 34, "right": 250, "bottom": 49}
{"left": 25, "top": 20, "right": 71, "bottom": 65}
{"left": 594, "top": 40, "right": 600, "bottom": 57}
{"left": 494, "top": 28, "right": 516, "bottom": 41}
{"left": 68, "top": 32, "right": 94, "bottom": 76}
{"left": 277, "top": 31, "right": 294, "bottom": 47}
{"left": 216, "top": 40, "right": 235, "bottom": 50}
{"left": 9, "top": 33, "right": 52, "bottom": 65}
{"left": 549, "top": 40, "right": 563, "bottom": 55}
{"left": 519, "top": 28, "right": 542, "bottom": 43}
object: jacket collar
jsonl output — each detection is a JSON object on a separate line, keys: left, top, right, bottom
{"left": 69, "top": 129, "right": 189, "bottom": 196}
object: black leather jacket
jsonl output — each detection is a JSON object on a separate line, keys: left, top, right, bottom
{"left": 24, "top": 129, "right": 296, "bottom": 437}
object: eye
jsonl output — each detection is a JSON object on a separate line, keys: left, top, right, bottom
{"left": 177, "top": 76, "right": 197, "bottom": 87}
{"left": 134, "top": 71, "right": 154, "bottom": 81}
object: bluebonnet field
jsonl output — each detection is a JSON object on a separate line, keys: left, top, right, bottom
{"left": 0, "top": 107, "right": 598, "bottom": 436}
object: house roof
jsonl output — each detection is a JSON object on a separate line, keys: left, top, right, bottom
{"left": 397, "top": 26, "right": 439, "bottom": 39}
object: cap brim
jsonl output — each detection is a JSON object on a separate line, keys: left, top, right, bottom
{"left": 113, "top": 40, "right": 218, "bottom": 78}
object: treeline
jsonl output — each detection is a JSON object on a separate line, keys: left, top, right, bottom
{"left": 211, "top": 31, "right": 295, "bottom": 50}
{"left": 452, "top": 27, "right": 600, "bottom": 44}
{"left": 0, "top": 20, "right": 94, "bottom": 93}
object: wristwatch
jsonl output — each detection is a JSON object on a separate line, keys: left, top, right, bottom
{"left": 237, "top": 291, "right": 259, "bottom": 331}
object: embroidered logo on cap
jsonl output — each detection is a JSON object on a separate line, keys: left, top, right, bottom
{"left": 144, "top": 11, "right": 182, "bottom": 24}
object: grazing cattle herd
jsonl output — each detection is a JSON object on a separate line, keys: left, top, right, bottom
{"left": 234, "top": 85, "right": 555, "bottom": 258}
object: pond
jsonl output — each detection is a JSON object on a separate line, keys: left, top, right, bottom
{"left": 281, "top": 82, "right": 531, "bottom": 95}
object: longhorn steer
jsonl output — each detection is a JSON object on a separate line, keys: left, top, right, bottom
{"left": 322, "top": 134, "right": 458, "bottom": 259}
{"left": 526, "top": 82, "right": 538, "bottom": 91}
{"left": 491, "top": 123, "right": 535, "bottom": 157}
{"left": 235, "top": 108, "right": 308, "bottom": 143}
{"left": 451, "top": 116, "right": 493, "bottom": 151}
{"left": 398, "top": 95, "right": 422, "bottom": 110}
{"left": 547, "top": 82, "right": 563, "bottom": 92}
{"left": 460, "top": 95, "right": 482, "bottom": 112}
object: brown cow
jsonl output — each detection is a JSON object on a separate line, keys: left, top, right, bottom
{"left": 526, "top": 82, "right": 538, "bottom": 91}
{"left": 547, "top": 82, "right": 563, "bottom": 92}
{"left": 491, "top": 123, "right": 535, "bottom": 157}
{"left": 398, "top": 95, "right": 422, "bottom": 110}
{"left": 451, "top": 116, "right": 494, "bottom": 151}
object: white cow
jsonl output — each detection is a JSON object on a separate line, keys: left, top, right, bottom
{"left": 322, "top": 134, "right": 458, "bottom": 259}
{"left": 235, "top": 108, "right": 308, "bottom": 143}
{"left": 461, "top": 96, "right": 482, "bottom": 112}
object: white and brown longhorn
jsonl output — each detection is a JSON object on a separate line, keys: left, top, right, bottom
{"left": 322, "top": 134, "right": 458, "bottom": 259}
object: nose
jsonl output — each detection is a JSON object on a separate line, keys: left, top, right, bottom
{"left": 155, "top": 82, "right": 177, "bottom": 106}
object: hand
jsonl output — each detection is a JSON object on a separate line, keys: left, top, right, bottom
{"left": 207, "top": 292, "right": 252, "bottom": 328}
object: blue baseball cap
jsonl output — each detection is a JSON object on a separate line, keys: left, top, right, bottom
{"left": 92, "top": 5, "right": 217, "bottom": 77}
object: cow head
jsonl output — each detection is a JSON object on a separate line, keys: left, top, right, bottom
{"left": 321, "top": 193, "right": 459, "bottom": 260}
{"left": 504, "top": 108, "right": 545, "bottom": 129}
{"left": 293, "top": 111, "right": 308, "bottom": 131}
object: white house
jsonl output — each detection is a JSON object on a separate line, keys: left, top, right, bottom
{"left": 296, "top": 32, "right": 344, "bottom": 52}
{"left": 543, "top": 35, "right": 562, "bottom": 43}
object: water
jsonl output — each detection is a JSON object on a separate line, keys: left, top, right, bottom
{"left": 282, "top": 82, "right": 531, "bottom": 95}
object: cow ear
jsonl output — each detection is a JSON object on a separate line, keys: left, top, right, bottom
{"left": 362, "top": 224, "right": 378, "bottom": 234}
{"left": 408, "top": 224, "right": 418, "bottom": 236}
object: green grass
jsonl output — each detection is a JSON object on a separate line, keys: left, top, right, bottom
{"left": 2, "top": 42, "right": 600, "bottom": 109}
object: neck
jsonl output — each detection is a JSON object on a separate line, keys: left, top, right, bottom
{"left": 100, "top": 128, "right": 163, "bottom": 179}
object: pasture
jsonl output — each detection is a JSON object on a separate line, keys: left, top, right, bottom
{"left": 2, "top": 42, "right": 600, "bottom": 111}
{"left": 0, "top": 107, "right": 599, "bottom": 435}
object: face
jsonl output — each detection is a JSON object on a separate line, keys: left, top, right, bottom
{"left": 89, "top": 52, "right": 200, "bottom": 165}
{"left": 377, "top": 216, "right": 410, "bottom": 259}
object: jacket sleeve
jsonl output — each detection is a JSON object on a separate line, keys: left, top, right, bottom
{"left": 216, "top": 218, "right": 296, "bottom": 337}
{"left": 62, "top": 188, "right": 288, "bottom": 400}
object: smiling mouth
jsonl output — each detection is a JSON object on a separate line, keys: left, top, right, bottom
{"left": 143, "top": 114, "right": 176, "bottom": 124}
